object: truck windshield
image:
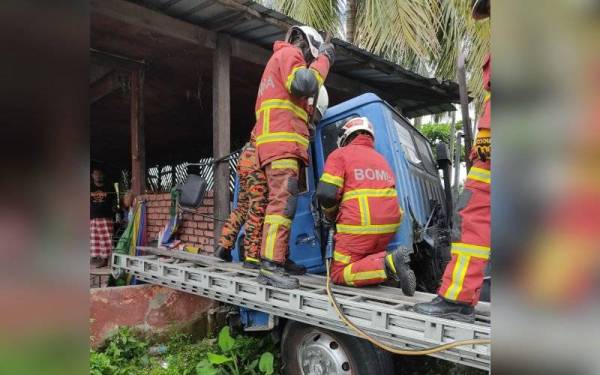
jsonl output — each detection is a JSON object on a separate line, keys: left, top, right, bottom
{"left": 320, "top": 115, "right": 359, "bottom": 159}
{"left": 391, "top": 113, "right": 438, "bottom": 175}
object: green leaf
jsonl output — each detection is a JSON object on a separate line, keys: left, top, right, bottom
{"left": 207, "top": 352, "right": 232, "bottom": 365}
{"left": 218, "top": 326, "right": 235, "bottom": 352}
{"left": 248, "top": 359, "right": 259, "bottom": 370}
{"left": 258, "top": 352, "right": 274, "bottom": 375}
{"left": 196, "top": 359, "right": 219, "bottom": 375}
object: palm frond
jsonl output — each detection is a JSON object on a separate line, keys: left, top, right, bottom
{"left": 354, "top": 0, "right": 439, "bottom": 67}
{"left": 432, "top": 0, "right": 490, "bottom": 111}
{"left": 272, "top": 0, "right": 343, "bottom": 35}
{"left": 262, "top": 0, "right": 490, "bottom": 113}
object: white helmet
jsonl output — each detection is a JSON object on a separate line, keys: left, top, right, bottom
{"left": 337, "top": 117, "right": 375, "bottom": 147}
{"left": 285, "top": 25, "right": 324, "bottom": 59}
{"left": 315, "top": 86, "right": 329, "bottom": 122}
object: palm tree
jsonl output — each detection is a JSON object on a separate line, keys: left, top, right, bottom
{"left": 267, "top": 0, "right": 490, "bottom": 110}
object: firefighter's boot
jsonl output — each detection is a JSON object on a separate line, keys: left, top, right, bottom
{"left": 214, "top": 246, "right": 232, "bottom": 262}
{"left": 284, "top": 259, "right": 306, "bottom": 275}
{"left": 243, "top": 257, "right": 260, "bottom": 270}
{"left": 384, "top": 248, "right": 416, "bottom": 296}
{"left": 257, "top": 260, "right": 299, "bottom": 289}
{"left": 413, "top": 296, "right": 475, "bottom": 323}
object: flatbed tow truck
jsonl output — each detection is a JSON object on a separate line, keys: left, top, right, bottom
{"left": 112, "top": 93, "right": 491, "bottom": 373}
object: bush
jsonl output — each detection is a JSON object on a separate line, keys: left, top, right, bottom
{"left": 90, "top": 326, "right": 280, "bottom": 375}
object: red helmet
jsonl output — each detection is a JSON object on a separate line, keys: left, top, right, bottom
{"left": 338, "top": 117, "right": 375, "bottom": 147}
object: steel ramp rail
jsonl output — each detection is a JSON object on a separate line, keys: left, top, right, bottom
{"left": 112, "top": 251, "right": 490, "bottom": 371}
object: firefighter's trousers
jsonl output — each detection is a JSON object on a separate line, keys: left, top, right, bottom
{"left": 218, "top": 159, "right": 268, "bottom": 261}
{"left": 330, "top": 232, "right": 395, "bottom": 287}
{"left": 260, "top": 158, "right": 300, "bottom": 264}
{"left": 438, "top": 158, "right": 491, "bottom": 305}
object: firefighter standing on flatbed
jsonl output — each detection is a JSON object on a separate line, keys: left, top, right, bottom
{"left": 214, "top": 136, "right": 267, "bottom": 269}
{"left": 316, "top": 117, "right": 417, "bottom": 296}
{"left": 414, "top": 0, "right": 491, "bottom": 322}
{"left": 214, "top": 87, "right": 329, "bottom": 270}
{"left": 253, "top": 26, "right": 335, "bottom": 289}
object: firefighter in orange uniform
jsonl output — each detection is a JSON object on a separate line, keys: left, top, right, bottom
{"left": 254, "top": 26, "right": 335, "bottom": 289}
{"left": 316, "top": 117, "right": 416, "bottom": 296}
{"left": 214, "top": 138, "right": 267, "bottom": 269}
{"left": 414, "top": 0, "right": 490, "bottom": 321}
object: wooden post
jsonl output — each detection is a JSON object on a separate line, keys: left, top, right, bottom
{"left": 130, "top": 69, "right": 145, "bottom": 196}
{"left": 456, "top": 49, "right": 473, "bottom": 171}
{"left": 212, "top": 34, "right": 231, "bottom": 246}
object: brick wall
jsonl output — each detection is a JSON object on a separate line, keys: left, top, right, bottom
{"left": 142, "top": 191, "right": 215, "bottom": 253}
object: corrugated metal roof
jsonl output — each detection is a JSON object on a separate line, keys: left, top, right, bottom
{"left": 132, "top": 0, "right": 460, "bottom": 117}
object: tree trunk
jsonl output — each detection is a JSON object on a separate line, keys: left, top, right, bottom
{"left": 413, "top": 116, "right": 422, "bottom": 130}
{"left": 345, "top": 0, "right": 358, "bottom": 43}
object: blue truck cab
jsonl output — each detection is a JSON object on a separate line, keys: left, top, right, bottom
{"left": 232, "top": 93, "right": 451, "bottom": 330}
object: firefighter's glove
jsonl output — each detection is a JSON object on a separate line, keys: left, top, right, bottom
{"left": 321, "top": 214, "right": 335, "bottom": 228}
{"left": 322, "top": 204, "right": 339, "bottom": 223}
{"left": 318, "top": 42, "right": 335, "bottom": 65}
{"left": 473, "top": 129, "right": 491, "bottom": 161}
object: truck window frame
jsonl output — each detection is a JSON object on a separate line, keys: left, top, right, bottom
{"left": 320, "top": 114, "right": 360, "bottom": 160}
{"left": 390, "top": 111, "right": 438, "bottom": 176}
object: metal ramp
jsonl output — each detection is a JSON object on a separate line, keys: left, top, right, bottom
{"left": 112, "top": 249, "right": 491, "bottom": 371}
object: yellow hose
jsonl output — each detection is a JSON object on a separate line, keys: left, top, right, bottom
{"left": 325, "top": 259, "right": 491, "bottom": 355}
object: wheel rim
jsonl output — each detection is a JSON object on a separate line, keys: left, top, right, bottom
{"left": 298, "top": 330, "right": 352, "bottom": 375}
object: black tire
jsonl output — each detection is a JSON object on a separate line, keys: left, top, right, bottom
{"left": 281, "top": 320, "right": 394, "bottom": 375}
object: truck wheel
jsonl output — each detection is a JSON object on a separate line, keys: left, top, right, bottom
{"left": 281, "top": 321, "right": 394, "bottom": 375}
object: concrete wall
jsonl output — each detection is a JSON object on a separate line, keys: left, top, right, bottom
{"left": 90, "top": 284, "right": 219, "bottom": 348}
{"left": 143, "top": 191, "right": 215, "bottom": 252}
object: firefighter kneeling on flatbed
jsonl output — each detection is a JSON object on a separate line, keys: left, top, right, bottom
{"left": 316, "top": 117, "right": 416, "bottom": 296}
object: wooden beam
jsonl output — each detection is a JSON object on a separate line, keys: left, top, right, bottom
{"left": 90, "top": 70, "right": 122, "bottom": 103}
{"left": 91, "top": 48, "right": 145, "bottom": 72}
{"left": 130, "top": 69, "right": 146, "bottom": 196}
{"left": 212, "top": 34, "right": 231, "bottom": 246}
{"left": 91, "top": 0, "right": 216, "bottom": 50}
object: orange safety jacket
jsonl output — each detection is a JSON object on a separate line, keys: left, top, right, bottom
{"left": 252, "top": 41, "right": 330, "bottom": 167}
{"left": 320, "top": 134, "right": 403, "bottom": 241}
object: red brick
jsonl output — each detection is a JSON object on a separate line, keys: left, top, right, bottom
{"left": 185, "top": 221, "right": 197, "bottom": 229}
{"left": 208, "top": 222, "right": 214, "bottom": 230}
{"left": 203, "top": 198, "right": 214, "bottom": 205}
{"left": 197, "top": 222, "right": 207, "bottom": 229}
{"left": 183, "top": 213, "right": 193, "bottom": 221}
{"left": 188, "top": 235, "right": 198, "bottom": 242}
{"left": 180, "top": 234, "right": 189, "bottom": 241}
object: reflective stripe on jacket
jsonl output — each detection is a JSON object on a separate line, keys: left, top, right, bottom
{"left": 252, "top": 41, "right": 330, "bottom": 167}
{"left": 319, "top": 134, "right": 403, "bottom": 235}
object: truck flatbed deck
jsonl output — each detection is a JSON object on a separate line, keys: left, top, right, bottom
{"left": 112, "top": 249, "right": 491, "bottom": 371}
